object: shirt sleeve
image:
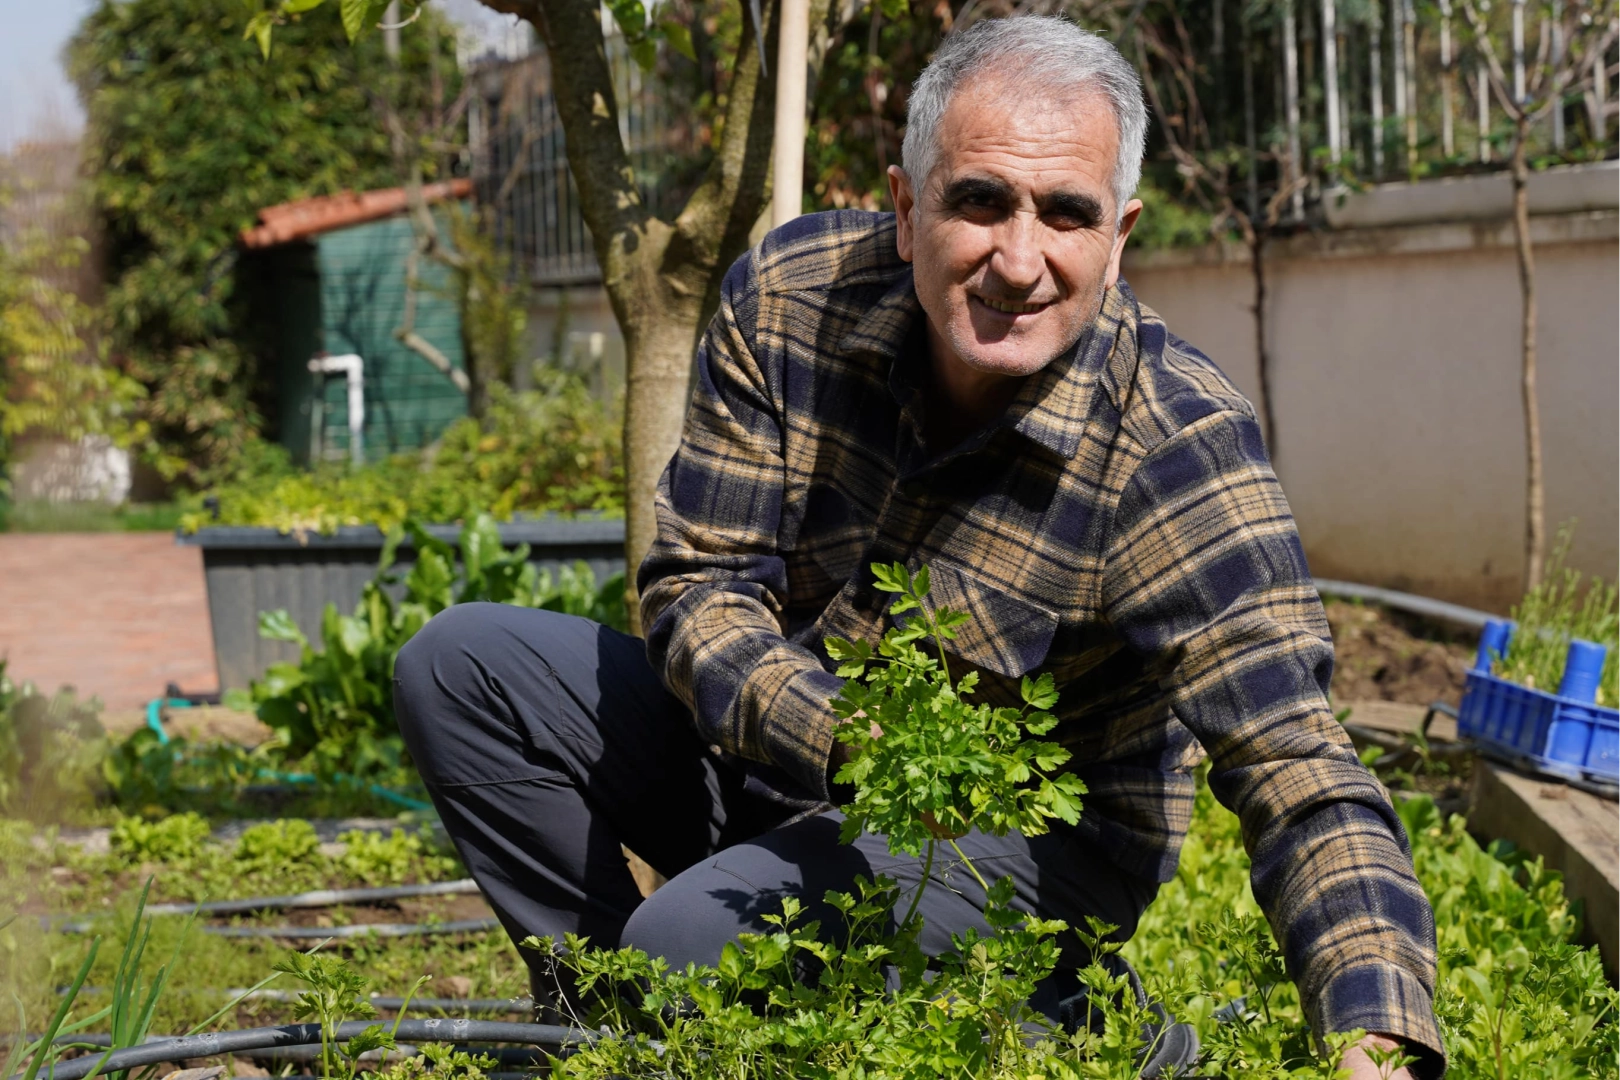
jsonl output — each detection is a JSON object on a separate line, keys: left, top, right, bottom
{"left": 636, "top": 249, "right": 843, "bottom": 801}
{"left": 1100, "top": 407, "right": 1445, "bottom": 1077}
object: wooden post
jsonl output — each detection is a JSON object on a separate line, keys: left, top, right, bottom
{"left": 1552, "top": 1, "right": 1566, "bottom": 150}
{"left": 772, "top": 0, "right": 811, "bottom": 227}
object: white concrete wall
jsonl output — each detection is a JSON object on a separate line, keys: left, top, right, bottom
{"left": 1123, "top": 208, "right": 1618, "bottom": 613}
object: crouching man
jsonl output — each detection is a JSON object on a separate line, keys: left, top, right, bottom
{"left": 395, "top": 16, "right": 1443, "bottom": 1078}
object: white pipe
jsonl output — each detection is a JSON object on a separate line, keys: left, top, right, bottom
{"left": 309, "top": 353, "right": 366, "bottom": 466}
{"left": 772, "top": 0, "right": 811, "bottom": 228}
{"left": 1321, "top": 0, "right": 1342, "bottom": 164}
{"left": 1283, "top": 0, "right": 1304, "bottom": 219}
{"left": 1370, "top": 2, "right": 1385, "bottom": 176}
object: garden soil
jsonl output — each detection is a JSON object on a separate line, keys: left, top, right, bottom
{"left": 1323, "top": 598, "right": 1477, "bottom": 708}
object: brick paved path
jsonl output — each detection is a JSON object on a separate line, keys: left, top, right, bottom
{"left": 0, "top": 533, "right": 217, "bottom": 713}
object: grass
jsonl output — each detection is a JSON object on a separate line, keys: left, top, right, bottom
{"left": 0, "top": 500, "right": 185, "bottom": 533}
{"left": 2, "top": 767, "right": 1612, "bottom": 1079}
{"left": 1494, "top": 527, "right": 1619, "bottom": 708}
{"left": 0, "top": 814, "right": 527, "bottom": 1039}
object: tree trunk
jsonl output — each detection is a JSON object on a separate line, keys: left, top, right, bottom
{"left": 1248, "top": 229, "right": 1277, "bottom": 458}
{"left": 1510, "top": 115, "right": 1544, "bottom": 591}
{"left": 618, "top": 232, "right": 711, "bottom": 633}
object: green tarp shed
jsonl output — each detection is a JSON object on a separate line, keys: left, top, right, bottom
{"left": 239, "top": 182, "right": 470, "bottom": 464}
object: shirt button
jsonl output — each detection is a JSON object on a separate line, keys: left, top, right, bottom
{"left": 902, "top": 482, "right": 926, "bottom": 500}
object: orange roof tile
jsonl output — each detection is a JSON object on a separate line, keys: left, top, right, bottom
{"left": 240, "top": 178, "right": 473, "bottom": 248}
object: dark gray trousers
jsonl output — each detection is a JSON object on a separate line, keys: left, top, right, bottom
{"left": 393, "top": 603, "right": 1156, "bottom": 1011}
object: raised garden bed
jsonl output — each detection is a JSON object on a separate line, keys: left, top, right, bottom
{"left": 177, "top": 517, "right": 625, "bottom": 690}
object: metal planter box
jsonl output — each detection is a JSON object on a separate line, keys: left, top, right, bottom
{"left": 178, "top": 517, "right": 626, "bottom": 691}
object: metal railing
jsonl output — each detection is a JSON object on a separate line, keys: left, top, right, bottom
{"left": 468, "top": 35, "right": 689, "bottom": 286}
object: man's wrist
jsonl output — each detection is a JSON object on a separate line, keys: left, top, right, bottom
{"left": 1342, "top": 1032, "right": 1417, "bottom": 1080}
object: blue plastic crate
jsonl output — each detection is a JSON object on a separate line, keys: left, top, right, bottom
{"left": 1457, "top": 621, "right": 1618, "bottom": 788}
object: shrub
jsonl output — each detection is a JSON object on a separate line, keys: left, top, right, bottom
{"left": 241, "top": 513, "right": 626, "bottom": 781}
{"left": 183, "top": 375, "right": 623, "bottom": 536}
{"left": 0, "top": 664, "right": 108, "bottom": 822}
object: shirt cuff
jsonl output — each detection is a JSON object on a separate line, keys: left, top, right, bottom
{"left": 758, "top": 665, "right": 845, "bottom": 803}
{"left": 1315, "top": 963, "right": 1446, "bottom": 1080}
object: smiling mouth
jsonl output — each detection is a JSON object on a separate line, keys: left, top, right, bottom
{"left": 974, "top": 296, "right": 1050, "bottom": 315}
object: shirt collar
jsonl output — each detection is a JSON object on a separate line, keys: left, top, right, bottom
{"left": 1003, "top": 283, "right": 1136, "bottom": 460}
{"left": 841, "top": 270, "right": 1138, "bottom": 462}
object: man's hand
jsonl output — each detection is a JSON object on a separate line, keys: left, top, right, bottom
{"left": 1341, "top": 1033, "right": 1417, "bottom": 1080}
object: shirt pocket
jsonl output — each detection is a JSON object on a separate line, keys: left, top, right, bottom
{"left": 918, "top": 561, "right": 1061, "bottom": 680}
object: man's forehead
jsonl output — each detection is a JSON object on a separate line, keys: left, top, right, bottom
{"left": 929, "top": 79, "right": 1118, "bottom": 184}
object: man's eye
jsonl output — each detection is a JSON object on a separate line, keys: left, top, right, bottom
{"left": 958, "top": 197, "right": 1003, "bottom": 216}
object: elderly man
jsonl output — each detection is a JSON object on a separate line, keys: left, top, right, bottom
{"left": 396, "top": 15, "right": 1442, "bottom": 1078}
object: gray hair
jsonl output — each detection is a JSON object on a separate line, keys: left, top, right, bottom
{"left": 900, "top": 15, "right": 1148, "bottom": 222}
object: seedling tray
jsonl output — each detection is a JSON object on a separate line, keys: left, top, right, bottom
{"left": 1458, "top": 664, "right": 1619, "bottom": 789}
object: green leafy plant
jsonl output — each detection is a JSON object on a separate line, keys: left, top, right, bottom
{"left": 234, "top": 818, "right": 322, "bottom": 875}
{"left": 337, "top": 827, "right": 459, "bottom": 886}
{"left": 529, "top": 562, "right": 1104, "bottom": 1079}
{"left": 108, "top": 812, "right": 212, "bottom": 865}
{"left": 242, "top": 512, "right": 626, "bottom": 782}
{"left": 274, "top": 950, "right": 430, "bottom": 1080}
{"left": 373, "top": 1042, "right": 502, "bottom": 1080}
{"left": 1492, "top": 523, "right": 1618, "bottom": 707}
{"left": 184, "top": 377, "right": 624, "bottom": 536}
{"left": 827, "top": 563, "right": 1087, "bottom": 868}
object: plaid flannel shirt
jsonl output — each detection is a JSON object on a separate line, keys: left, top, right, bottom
{"left": 639, "top": 210, "right": 1443, "bottom": 1072}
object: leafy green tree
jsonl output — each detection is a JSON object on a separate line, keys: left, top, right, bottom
{"left": 0, "top": 220, "right": 145, "bottom": 483}
{"left": 67, "top": 0, "right": 458, "bottom": 483}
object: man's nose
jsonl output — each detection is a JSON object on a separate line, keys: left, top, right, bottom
{"left": 987, "top": 212, "right": 1045, "bottom": 291}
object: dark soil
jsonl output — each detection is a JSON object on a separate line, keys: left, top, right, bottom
{"left": 1324, "top": 599, "right": 1478, "bottom": 708}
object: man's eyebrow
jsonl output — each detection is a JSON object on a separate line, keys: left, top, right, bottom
{"left": 1036, "top": 189, "right": 1106, "bottom": 222}
{"left": 938, "top": 175, "right": 1014, "bottom": 206}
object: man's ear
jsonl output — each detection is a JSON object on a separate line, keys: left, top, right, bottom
{"left": 887, "top": 165, "right": 916, "bottom": 263}
{"left": 1104, "top": 197, "right": 1144, "bottom": 290}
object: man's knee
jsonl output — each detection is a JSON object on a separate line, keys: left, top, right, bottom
{"left": 618, "top": 866, "right": 768, "bottom": 968}
{"left": 393, "top": 603, "right": 582, "bottom": 764}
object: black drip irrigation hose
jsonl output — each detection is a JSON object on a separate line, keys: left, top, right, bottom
{"left": 17, "top": 1020, "right": 591, "bottom": 1080}
{"left": 61, "top": 989, "right": 533, "bottom": 1015}
{"left": 209, "top": 917, "right": 501, "bottom": 940}
{"left": 1312, "top": 578, "right": 1495, "bottom": 631}
{"left": 141, "top": 880, "right": 482, "bottom": 917}
{"left": 49, "top": 880, "right": 497, "bottom": 938}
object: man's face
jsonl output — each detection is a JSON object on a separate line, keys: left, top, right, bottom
{"left": 890, "top": 76, "right": 1142, "bottom": 379}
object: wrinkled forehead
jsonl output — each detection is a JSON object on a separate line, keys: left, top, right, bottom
{"left": 927, "top": 76, "right": 1121, "bottom": 202}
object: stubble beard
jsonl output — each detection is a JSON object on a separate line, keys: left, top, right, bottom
{"left": 946, "top": 273, "right": 1112, "bottom": 378}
